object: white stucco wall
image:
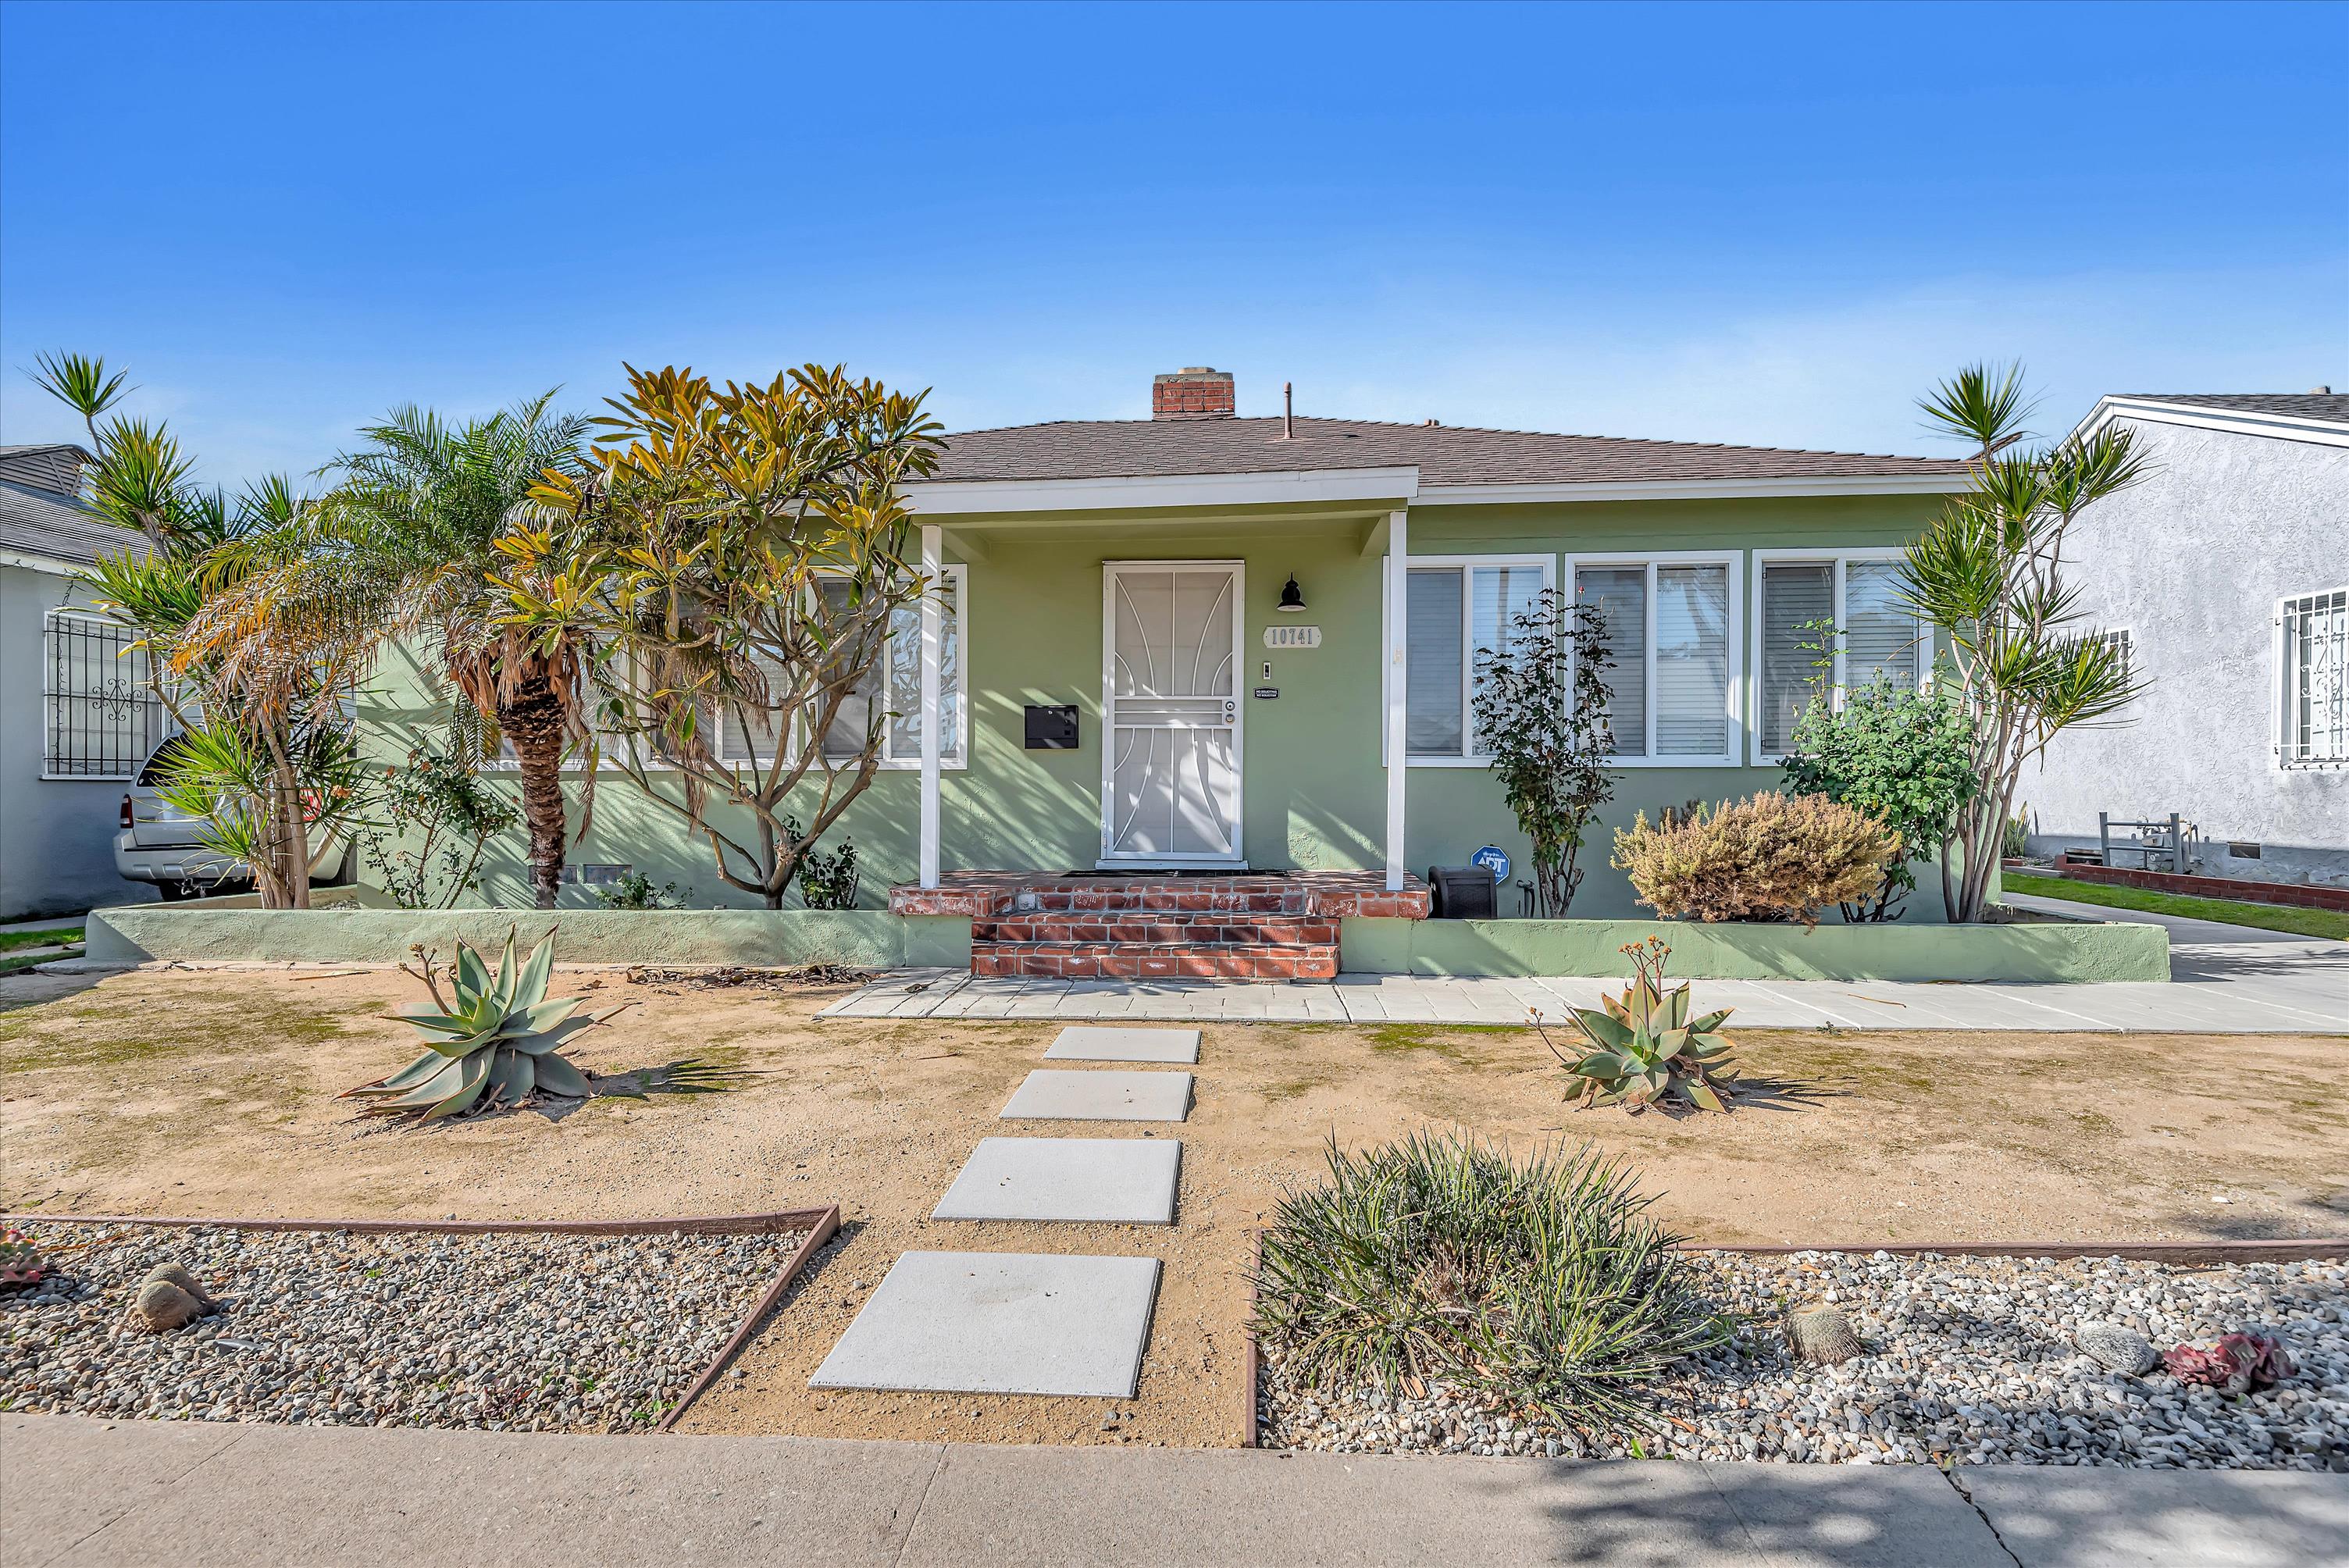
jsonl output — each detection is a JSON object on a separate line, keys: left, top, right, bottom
{"left": 2023, "top": 415, "right": 2348, "bottom": 886}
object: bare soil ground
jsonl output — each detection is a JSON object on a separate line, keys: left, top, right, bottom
{"left": 3, "top": 965, "right": 2344, "bottom": 1450}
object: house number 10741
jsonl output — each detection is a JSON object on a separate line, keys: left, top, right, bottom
{"left": 1262, "top": 625, "right": 1321, "bottom": 649}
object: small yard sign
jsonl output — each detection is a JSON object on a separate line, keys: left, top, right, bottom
{"left": 1470, "top": 845, "right": 1510, "bottom": 882}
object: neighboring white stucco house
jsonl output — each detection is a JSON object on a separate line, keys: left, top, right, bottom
{"left": 0, "top": 444, "right": 165, "bottom": 921}
{"left": 2024, "top": 394, "right": 2348, "bottom": 887}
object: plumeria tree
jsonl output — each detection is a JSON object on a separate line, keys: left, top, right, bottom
{"left": 519, "top": 363, "right": 945, "bottom": 907}
{"left": 1902, "top": 364, "right": 2151, "bottom": 921}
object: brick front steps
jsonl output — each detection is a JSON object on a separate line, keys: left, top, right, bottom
{"left": 891, "top": 871, "right": 1429, "bottom": 981}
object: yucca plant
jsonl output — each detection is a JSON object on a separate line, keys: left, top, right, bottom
{"left": 1535, "top": 939, "right": 1738, "bottom": 1113}
{"left": 343, "top": 929, "right": 607, "bottom": 1122}
{"left": 1251, "top": 1131, "right": 1726, "bottom": 1430}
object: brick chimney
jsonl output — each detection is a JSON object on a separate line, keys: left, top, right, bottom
{"left": 1153, "top": 366, "right": 1235, "bottom": 419}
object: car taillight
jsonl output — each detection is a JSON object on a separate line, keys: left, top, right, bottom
{"left": 120, "top": 794, "right": 134, "bottom": 829}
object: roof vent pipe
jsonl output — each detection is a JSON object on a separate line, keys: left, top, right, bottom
{"left": 1282, "top": 381, "right": 1293, "bottom": 440}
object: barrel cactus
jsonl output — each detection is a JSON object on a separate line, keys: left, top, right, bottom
{"left": 1535, "top": 939, "right": 1739, "bottom": 1113}
{"left": 344, "top": 929, "right": 604, "bottom": 1122}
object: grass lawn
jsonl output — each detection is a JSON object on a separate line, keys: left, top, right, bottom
{"left": 2003, "top": 871, "right": 2349, "bottom": 942}
{"left": 0, "top": 928, "right": 81, "bottom": 955}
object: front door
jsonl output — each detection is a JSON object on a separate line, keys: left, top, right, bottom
{"left": 1101, "top": 561, "right": 1244, "bottom": 865}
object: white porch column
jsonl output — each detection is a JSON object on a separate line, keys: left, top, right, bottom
{"left": 1384, "top": 506, "right": 1409, "bottom": 892}
{"left": 918, "top": 523, "right": 943, "bottom": 889}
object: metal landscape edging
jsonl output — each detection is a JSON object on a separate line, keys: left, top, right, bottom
{"left": 4, "top": 1205, "right": 843, "bottom": 1436}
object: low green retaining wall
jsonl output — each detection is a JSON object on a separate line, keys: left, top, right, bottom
{"left": 1340, "top": 916, "right": 2169, "bottom": 983}
{"left": 84, "top": 903, "right": 971, "bottom": 970}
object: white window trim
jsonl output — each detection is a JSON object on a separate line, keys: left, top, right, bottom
{"left": 1565, "top": 551, "right": 1745, "bottom": 769}
{"left": 1384, "top": 554, "right": 1557, "bottom": 766}
{"left": 1748, "top": 549, "right": 1926, "bottom": 766}
{"left": 40, "top": 608, "right": 166, "bottom": 782}
{"left": 2273, "top": 583, "right": 2349, "bottom": 773}
{"left": 488, "top": 565, "right": 971, "bottom": 775}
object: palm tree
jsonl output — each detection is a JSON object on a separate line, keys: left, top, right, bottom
{"left": 315, "top": 397, "right": 596, "bottom": 908}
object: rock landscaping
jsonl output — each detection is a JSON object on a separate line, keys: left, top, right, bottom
{"left": 0, "top": 1221, "right": 798, "bottom": 1432}
{"left": 1259, "top": 1250, "right": 2349, "bottom": 1470}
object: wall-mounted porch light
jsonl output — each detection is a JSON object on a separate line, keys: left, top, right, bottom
{"left": 1277, "top": 573, "right": 1306, "bottom": 613}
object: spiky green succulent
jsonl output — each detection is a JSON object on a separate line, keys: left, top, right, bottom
{"left": 344, "top": 930, "right": 601, "bottom": 1122}
{"left": 1545, "top": 957, "right": 1738, "bottom": 1114}
{"left": 0, "top": 1227, "right": 46, "bottom": 1287}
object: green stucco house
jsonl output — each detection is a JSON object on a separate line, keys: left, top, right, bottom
{"left": 379, "top": 366, "right": 1976, "bottom": 975}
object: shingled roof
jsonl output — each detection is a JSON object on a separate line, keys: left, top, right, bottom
{"left": 2113, "top": 394, "right": 2348, "bottom": 424}
{"left": 0, "top": 444, "right": 147, "bottom": 568}
{"left": 931, "top": 416, "right": 1973, "bottom": 487}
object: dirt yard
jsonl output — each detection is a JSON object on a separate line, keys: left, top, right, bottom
{"left": 3, "top": 964, "right": 2344, "bottom": 1449}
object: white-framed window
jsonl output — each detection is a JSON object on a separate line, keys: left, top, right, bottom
{"left": 2098, "top": 627, "right": 2133, "bottom": 677}
{"left": 2276, "top": 586, "right": 2347, "bottom": 770}
{"left": 1751, "top": 552, "right": 1924, "bottom": 763}
{"left": 1388, "top": 555, "right": 1555, "bottom": 764}
{"left": 41, "top": 609, "right": 172, "bottom": 780}
{"left": 721, "top": 564, "right": 968, "bottom": 772}
{"left": 1567, "top": 553, "right": 1743, "bottom": 767}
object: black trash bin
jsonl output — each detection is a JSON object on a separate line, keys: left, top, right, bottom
{"left": 1425, "top": 864, "right": 1498, "bottom": 919}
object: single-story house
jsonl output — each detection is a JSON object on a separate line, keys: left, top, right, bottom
{"left": 0, "top": 444, "right": 164, "bottom": 921}
{"left": 2023, "top": 391, "right": 2347, "bottom": 888}
{"left": 376, "top": 367, "right": 1980, "bottom": 971}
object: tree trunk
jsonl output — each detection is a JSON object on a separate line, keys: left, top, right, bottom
{"left": 499, "top": 672, "right": 572, "bottom": 911}
{"left": 260, "top": 721, "right": 312, "bottom": 910}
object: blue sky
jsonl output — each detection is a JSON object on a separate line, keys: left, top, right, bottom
{"left": 3, "top": 0, "right": 2344, "bottom": 490}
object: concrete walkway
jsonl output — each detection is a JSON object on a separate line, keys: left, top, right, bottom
{"left": 5, "top": 1415, "right": 2344, "bottom": 1566}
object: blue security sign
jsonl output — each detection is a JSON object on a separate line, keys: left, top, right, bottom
{"left": 1470, "top": 845, "right": 1511, "bottom": 883}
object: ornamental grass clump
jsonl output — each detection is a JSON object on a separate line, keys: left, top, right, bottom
{"left": 1251, "top": 1131, "right": 1727, "bottom": 1431}
{"left": 1612, "top": 791, "right": 1896, "bottom": 928}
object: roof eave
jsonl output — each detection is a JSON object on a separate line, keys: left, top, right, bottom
{"left": 2074, "top": 396, "right": 2349, "bottom": 449}
{"left": 1413, "top": 472, "right": 1972, "bottom": 505}
{"left": 901, "top": 465, "right": 1424, "bottom": 517}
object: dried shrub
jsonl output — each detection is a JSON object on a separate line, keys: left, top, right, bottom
{"left": 1612, "top": 792, "right": 1898, "bottom": 928}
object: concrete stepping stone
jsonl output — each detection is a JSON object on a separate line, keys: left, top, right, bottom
{"left": 932, "top": 1137, "right": 1181, "bottom": 1224}
{"left": 1000, "top": 1068, "right": 1192, "bottom": 1123}
{"left": 810, "top": 1251, "right": 1160, "bottom": 1398}
{"left": 1044, "top": 1026, "right": 1200, "bottom": 1064}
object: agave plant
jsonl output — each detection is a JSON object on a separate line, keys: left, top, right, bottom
{"left": 343, "top": 929, "right": 605, "bottom": 1122}
{"left": 1535, "top": 939, "right": 1738, "bottom": 1113}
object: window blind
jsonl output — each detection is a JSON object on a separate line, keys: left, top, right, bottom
{"left": 1468, "top": 565, "right": 1544, "bottom": 754}
{"left": 1845, "top": 561, "right": 1917, "bottom": 690}
{"left": 1576, "top": 567, "right": 1647, "bottom": 757}
{"left": 1655, "top": 564, "right": 1729, "bottom": 756}
{"left": 1760, "top": 563, "right": 1833, "bottom": 755}
{"left": 1406, "top": 568, "right": 1465, "bottom": 755}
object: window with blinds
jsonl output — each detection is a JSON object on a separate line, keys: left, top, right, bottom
{"left": 2280, "top": 586, "right": 2347, "bottom": 768}
{"left": 1570, "top": 558, "right": 1736, "bottom": 764}
{"left": 1404, "top": 559, "right": 1550, "bottom": 759}
{"left": 1757, "top": 556, "right": 1923, "bottom": 761}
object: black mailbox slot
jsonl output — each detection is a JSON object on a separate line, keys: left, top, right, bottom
{"left": 1025, "top": 704, "right": 1080, "bottom": 750}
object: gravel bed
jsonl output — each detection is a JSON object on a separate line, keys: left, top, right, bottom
{"left": 1259, "top": 1251, "right": 2349, "bottom": 1470}
{"left": 2, "top": 1222, "right": 799, "bottom": 1433}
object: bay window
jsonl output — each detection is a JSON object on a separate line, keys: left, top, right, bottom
{"left": 1568, "top": 555, "right": 1740, "bottom": 765}
{"left": 1399, "top": 557, "right": 1552, "bottom": 761}
{"left": 1754, "top": 554, "right": 1921, "bottom": 761}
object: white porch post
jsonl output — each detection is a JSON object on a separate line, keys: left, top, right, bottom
{"left": 1384, "top": 506, "right": 1409, "bottom": 892}
{"left": 918, "top": 523, "right": 943, "bottom": 889}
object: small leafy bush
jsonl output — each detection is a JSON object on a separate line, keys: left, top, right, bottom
{"left": 592, "top": 871, "right": 689, "bottom": 911}
{"left": 1778, "top": 677, "right": 1976, "bottom": 921}
{"left": 786, "top": 815, "right": 860, "bottom": 910}
{"left": 1252, "top": 1131, "right": 1727, "bottom": 1430}
{"left": 1613, "top": 791, "right": 1896, "bottom": 928}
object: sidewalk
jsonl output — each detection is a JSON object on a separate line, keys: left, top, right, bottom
{"left": 5, "top": 1415, "right": 2345, "bottom": 1566}
{"left": 820, "top": 897, "right": 2348, "bottom": 1032}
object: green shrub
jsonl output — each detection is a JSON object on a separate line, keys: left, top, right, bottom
{"left": 1778, "top": 677, "right": 1976, "bottom": 921}
{"left": 1613, "top": 791, "right": 1896, "bottom": 928}
{"left": 1251, "top": 1131, "right": 1726, "bottom": 1430}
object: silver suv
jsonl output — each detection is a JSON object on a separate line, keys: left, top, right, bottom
{"left": 114, "top": 737, "right": 346, "bottom": 900}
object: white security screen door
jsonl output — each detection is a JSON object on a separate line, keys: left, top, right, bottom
{"left": 1102, "top": 562, "right": 1244, "bottom": 864}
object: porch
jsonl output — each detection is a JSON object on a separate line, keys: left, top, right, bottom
{"left": 888, "top": 870, "right": 1431, "bottom": 981}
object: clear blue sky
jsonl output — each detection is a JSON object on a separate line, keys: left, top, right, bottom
{"left": 3, "top": 0, "right": 2344, "bottom": 490}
